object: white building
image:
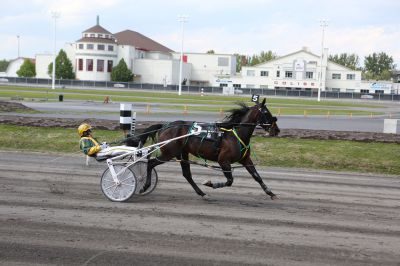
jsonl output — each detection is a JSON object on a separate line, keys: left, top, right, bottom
{"left": 36, "top": 17, "right": 236, "bottom": 86}
{"left": 35, "top": 18, "right": 373, "bottom": 94}
{"left": 0, "top": 57, "right": 35, "bottom": 77}
{"left": 224, "top": 47, "right": 362, "bottom": 93}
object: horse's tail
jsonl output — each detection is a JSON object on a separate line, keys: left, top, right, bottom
{"left": 138, "top": 124, "right": 163, "bottom": 145}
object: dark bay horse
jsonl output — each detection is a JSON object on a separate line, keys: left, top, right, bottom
{"left": 140, "top": 98, "right": 280, "bottom": 199}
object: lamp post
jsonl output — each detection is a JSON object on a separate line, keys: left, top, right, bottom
{"left": 318, "top": 19, "right": 328, "bottom": 102}
{"left": 17, "top": 35, "right": 20, "bottom": 58}
{"left": 178, "top": 15, "right": 188, "bottom": 96}
{"left": 51, "top": 11, "right": 60, "bottom": 90}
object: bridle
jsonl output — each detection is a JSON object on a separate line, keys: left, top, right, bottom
{"left": 257, "top": 105, "right": 279, "bottom": 135}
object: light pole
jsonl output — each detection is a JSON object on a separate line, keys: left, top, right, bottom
{"left": 51, "top": 11, "right": 60, "bottom": 90}
{"left": 318, "top": 19, "right": 328, "bottom": 102}
{"left": 178, "top": 15, "right": 188, "bottom": 96}
{"left": 17, "top": 35, "right": 20, "bottom": 58}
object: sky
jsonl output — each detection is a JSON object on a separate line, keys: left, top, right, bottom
{"left": 1, "top": 0, "right": 399, "bottom": 67}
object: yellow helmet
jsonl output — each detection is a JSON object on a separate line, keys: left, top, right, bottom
{"left": 78, "top": 123, "right": 92, "bottom": 137}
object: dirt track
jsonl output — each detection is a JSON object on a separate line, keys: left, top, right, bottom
{"left": 1, "top": 151, "right": 399, "bottom": 265}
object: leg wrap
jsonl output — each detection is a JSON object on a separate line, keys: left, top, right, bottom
{"left": 212, "top": 182, "right": 225, "bottom": 189}
{"left": 262, "top": 184, "right": 273, "bottom": 195}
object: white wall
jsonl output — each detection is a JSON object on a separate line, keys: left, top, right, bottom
{"left": 134, "top": 59, "right": 173, "bottom": 84}
{"left": 172, "top": 52, "right": 235, "bottom": 85}
{"left": 5, "top": 58, "right": 25, "bottom": 77}
{"left": 35, "top": 54, "right": 53, "bottom": 78}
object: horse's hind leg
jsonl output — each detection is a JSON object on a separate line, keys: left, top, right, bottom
{"left": 203, "top": 161, "right": 233, "bottom": 189}
{"left": 179, "top": 152, "right": 207, "bottom": 197}
{"left": 241, "top": 158, "right": 277, "bottom": 200}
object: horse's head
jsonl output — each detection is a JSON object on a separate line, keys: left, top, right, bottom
{"left": 256, "top": 98, "right": 280, "bottom": 136}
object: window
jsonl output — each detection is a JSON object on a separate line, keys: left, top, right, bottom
{"left": 260, "top": 85, "right": 268, "bottom": 89}
{"left": 105, "top": 34, "right": 109, "bottom": 39}
{"left": 233, "top": 84, "right": 241, "bottom": 88}
{"left": 90, "top": 33, "right": 95, "bottom": 38}
{"left": 247, "top": 70, "right": 255, "bottom": 76}
{"left": 306, "top": 72, "right": 313, "bottom": 79}
{"left": 78, "top": 59, "right": 83, "bottom": 71}
{"left": 285, "top": 71, "right": 293, "bottom": 78}
{"left": 84, "top": 34, "right": 88, "bottom": 37}
{"left": 97, "top": 44, "right": 105, "bottom": 50}
{"left": 347, "top": 74, "right": 355, "bottom": 80}
{"left": 219, "top": 83, "right": 228, "bottom": 87}
{"left": 346, "top": 89, "right": 355, "bottom": 92}
{"left": 276, "top": 70, "right": 280, "bottom": 77}
{"left": 361, "top": 89, "right": 369, "bottom": 93}
{"left": 331, "top": 88, "right": 340, "bottom": 92}
{"left": 218, "top": 57, "right": 229, "bottom": 66}
{"left": 98, "top": 34, "right": 103, "bottom": 38}
{"left": 246, "top": 84, "right": 255, "bottom": 88}
{"left": 108, "top": 45, "right": 114, "bottom": 51}
{"left": 260, "top": 71, "right": 268, "bottom": 77}
{"left": 86, "top": 59, "right": 93, "bottom": 71}
{"left": 87, "top": 44, "right": 94, "bottom": 50}
{"left": 78, "top": 44, "right": 84, "bottom": 49}
{"left": 107, "top": 60, "right": 113, "bottom": 72}
{"left": 332, "top": 73, "right": 341, "bottom": 79}
{"left": 97, "top": 60, "right": 104, "bottom": 72}
{"left": 375, "top": 90, "right": 384, "bottom": 94}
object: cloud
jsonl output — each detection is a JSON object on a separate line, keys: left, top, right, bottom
{"left": 157, "top": 22, "right": 400, "bottom": 67}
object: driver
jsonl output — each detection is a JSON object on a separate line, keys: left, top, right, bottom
{"left": 78, "top": 123, "right": 105, "bottom": 157}
{"left": 78, "top": 123, "right": 140, "bottom": 159}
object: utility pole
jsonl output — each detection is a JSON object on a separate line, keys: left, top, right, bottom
{"left": 51, "top": 11, "right": 60, "bottom": 90}
{"left": 17, "top": 35, "right": 20, "bottom": 58}
{"left": 177, "top": 15, "right": 188, "bottom": 96}
{"left": 318, "top": 19, "right": 328, "bottom": 102}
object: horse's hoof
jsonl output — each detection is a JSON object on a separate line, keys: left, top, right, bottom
{"left": 202, "top": 194, "right": 211, "bottom": 200}
{"left": 202, "top": 180, "right": 213, "bottom": 187}
{"left": 271, "top": 195, "right": 278, "bottom": 200}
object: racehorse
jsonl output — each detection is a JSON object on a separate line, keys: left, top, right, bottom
{"left": 139, "top": 98, "right": 280, "bottom": 199}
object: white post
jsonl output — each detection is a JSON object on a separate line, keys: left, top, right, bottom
{"left": 178, "top": 15, "right": 188, "bottom": 96}
{"left": 318, "top": 19, "right": 328, "bottom": 102}
{"left": 17, "top": 35, "right": 20, "bottom": 58}
{"left": 120, "top": 103, "right": 133, "bottom": 137}
{"left": 51, "top": 11, "right": 60, "bottom": 90}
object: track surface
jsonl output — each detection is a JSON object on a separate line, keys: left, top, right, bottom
{"left": 0, "top": 151, "right": 399, "bottom": 265}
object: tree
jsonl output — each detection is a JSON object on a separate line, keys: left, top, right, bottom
{"left": 16, "top": 59, "right": 36, "bottom": 77}
{"left": 364, "top": 52, "right": 395, "bottom": 80}
{"left": 48, "top": 49, "right": 75, "bottom": 79}
{"left": 249, "top": 50, "right": 277, "bottom": 66}
{"left": 0, "top": 59, "right": 9, "bottom": 72}
{"left": 234, "top": 53, "right": 248, "bottom": 72}
{"left": 234, "top": 50, "right": 277, "bottom": 72}
{"left": 111, "top": 58, "right": 133, "bottom": 82}
{"left": 329, "top": 53, "right": 360, "bottom": 70}
{"left": 206, "top": 50, "right": 215, "bottom": 54}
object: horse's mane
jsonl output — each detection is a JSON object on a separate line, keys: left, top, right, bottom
{"left": 220, "top": 102, "right": 250, "bottom": 128}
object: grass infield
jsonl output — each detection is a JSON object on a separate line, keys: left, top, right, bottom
{"left": 1, "top": 124, "right": 398, "bottom": 176}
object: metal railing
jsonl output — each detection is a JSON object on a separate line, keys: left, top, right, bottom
{"left": 1, "top": 76, "right": 399, "bottom": 101}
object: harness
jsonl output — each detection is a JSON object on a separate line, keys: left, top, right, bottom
{"left": 220, "top": 127, "right": 250, "bottom": 160}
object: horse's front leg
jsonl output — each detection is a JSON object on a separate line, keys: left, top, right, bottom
{"left": 142, "top": 156, "right": 164, "bottom": 193}
{"left": 179, "top": 153, "right": 207, "bottom": 198}
{"left": 241, "top": 157, "right": 277, "bottom": 200}
{"left": 203, "top": 160, "right": 233, "bottom": 189}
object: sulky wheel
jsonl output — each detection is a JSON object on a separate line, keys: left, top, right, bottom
{"left": 129, "top": 161, "right": 158, "bottom": 196}
{"left": 100, "top": 165, "right": 137, "bottom": 202}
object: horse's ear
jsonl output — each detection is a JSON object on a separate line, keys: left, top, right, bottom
{"left": 261, "top": 98, "right": 266, "bottom": 106}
